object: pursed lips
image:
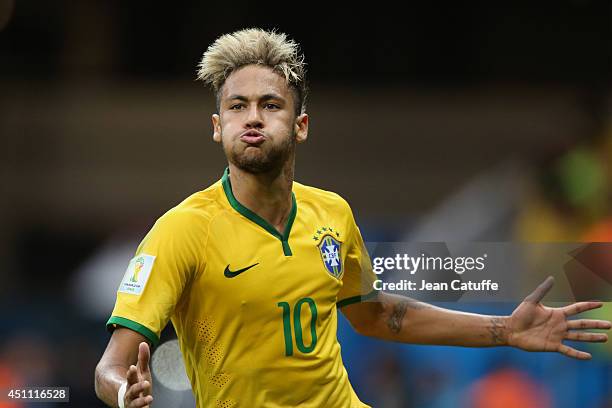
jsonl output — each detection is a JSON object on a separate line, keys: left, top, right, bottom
{"left": 240, "top": 130, "right": 266, "bottom": 145}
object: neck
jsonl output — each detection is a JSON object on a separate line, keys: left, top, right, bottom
{"left": 228, "top": 158, "right": 295, "bottom": 234}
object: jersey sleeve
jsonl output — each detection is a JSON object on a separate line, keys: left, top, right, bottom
{"left": 106, "top": 208, "right": 207, "bottom": 346}
{"left": 337, "top": 202, "right": 378, "bottom": 308}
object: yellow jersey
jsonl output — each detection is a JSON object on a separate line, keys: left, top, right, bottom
{"left": 107, "top": 168, "right": 377, "bottom": 407}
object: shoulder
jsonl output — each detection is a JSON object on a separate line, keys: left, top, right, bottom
{"left": 294, "top": 182, "right": 362, "bottom": 243}
{"left": 293, "top": 181, "right": 353, "bottom": 214}
{"left": 153, "top": 180, "right": 225, "bottom": 232}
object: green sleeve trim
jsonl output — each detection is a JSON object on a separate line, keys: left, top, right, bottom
{"left": 337, "top": 289, "right": 379, "bottom": 308}
{"left": 106, "top": 316, "right": 160, "bottom": 347}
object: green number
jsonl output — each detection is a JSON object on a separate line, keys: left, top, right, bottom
{"left": 277, "top": 298, "right": 318, "bottom": 356}
{"left": 294, "top": 298, "right": 317, "bottom": 353}
{"left": 277, "top": 301, "right": 293, "bottom": 356}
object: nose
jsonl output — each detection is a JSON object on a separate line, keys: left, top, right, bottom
{"left": 245, "top": 105, "right": 263, "bottom": 128}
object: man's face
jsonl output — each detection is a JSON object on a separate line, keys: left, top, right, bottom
{"left": 212, "top": 65, "right": 308, "bottom": 174}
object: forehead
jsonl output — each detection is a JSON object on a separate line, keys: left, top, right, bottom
{"left": 220, "top": 65, "right": 290, "bottom": 100}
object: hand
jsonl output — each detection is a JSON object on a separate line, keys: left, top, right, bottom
{"left": 124, "top": 342, "right": 154, "bottom": 408}
{"left": 507, "top": 276, "right": 611, "bottom": 360}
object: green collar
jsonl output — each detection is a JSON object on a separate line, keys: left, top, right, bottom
{"left": 221, "top": 167, "right": 296, "bottom": 256}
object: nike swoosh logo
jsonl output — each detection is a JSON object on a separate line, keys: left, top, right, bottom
{"left": 224, "top": 263, "right": 259, "bottom": 278}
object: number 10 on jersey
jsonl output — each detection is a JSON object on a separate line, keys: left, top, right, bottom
{"left": 277, "top": 298, "right": 318, "bottom": 356}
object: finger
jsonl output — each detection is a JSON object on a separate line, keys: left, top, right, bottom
{"left": 524, "top": 276, "right": 554, "bottom": 303}
{"left": 565, "top": 331, "right": 608, "bottom": 343}
{"left": 562, "top": 301, "right": 603, "bottom": 317}
{"left": 128, "top": 394, "right": 153, "bottom": 408}
{"left": 566, "top": 319, "right": 612, "bottom": 330}
{"left": 126, "top": 381, "right": 152, "bottom": 400}
{"left": 138, "top": 342, "right": 151, "bottom": 375}
{"left": 140, "top": 380, "right": 152, "bottom": 396}
{"left": 558, "top": 344, "right": 591, "bottom": 360}
{"left": 126, "top": 365, "right": 139, "bottom": 386}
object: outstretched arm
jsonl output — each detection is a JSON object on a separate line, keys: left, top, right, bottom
{"left": 341, "top": 277, "right": 610, "bottom": 359}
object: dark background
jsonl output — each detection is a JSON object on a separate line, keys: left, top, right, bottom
{"left": 0, "top": 1, "right": 611, "bottom": 407}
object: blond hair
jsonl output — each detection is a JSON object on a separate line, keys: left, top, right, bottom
{"left": 197, "top": 28, "right": 307, "bottom": 115}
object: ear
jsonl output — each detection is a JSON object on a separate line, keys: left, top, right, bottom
{"left": 295, "top": 113, "right": 308, "bottom": 143}
{"left": 212, "top": 114, "right": 221, "bottom": 143}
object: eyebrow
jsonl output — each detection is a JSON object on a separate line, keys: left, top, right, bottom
{"left": 226, "top": 93, "right": 286, "bottom": 103}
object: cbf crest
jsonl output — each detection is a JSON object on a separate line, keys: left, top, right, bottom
{"left": 313, "top": 226, "right": 343, "bottom": 278}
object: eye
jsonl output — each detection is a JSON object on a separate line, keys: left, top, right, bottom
{"left": 264, "top": 103, "right": 280, "bottom": 110}
{"left": 229, "top": 104, "right": 244, "bottom": 110}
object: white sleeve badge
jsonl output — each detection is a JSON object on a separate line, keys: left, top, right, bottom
{"left": 118, "top": 254, "right": 156, "bottom": 295}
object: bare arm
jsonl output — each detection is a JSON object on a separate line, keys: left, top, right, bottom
{"left": 342, "top": 291, "right": 509, "bottom": 347}
{"left": 95, "top": 328, "right": 154, "bottom": 408}
{"left": 342, "top": 277, "right": 610, "bottom": 359}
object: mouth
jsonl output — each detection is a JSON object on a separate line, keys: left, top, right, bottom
{"left": 240, "top": 130, "right": 266, "bottom": 146}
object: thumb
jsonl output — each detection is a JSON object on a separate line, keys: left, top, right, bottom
{"left": 137, "top": 342, "right": 151, "bottom": 375}
{"left": 524, "top": 276, "right": 554, "bottom": 303}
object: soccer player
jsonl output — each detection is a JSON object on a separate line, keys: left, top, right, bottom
{"left": 94, "top": 29, "right": 611, "bottom": 408}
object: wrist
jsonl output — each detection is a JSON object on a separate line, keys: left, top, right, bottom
{"left": 489, "top": 316, "right": 512, "bottom": 346}
{"left": 501, "top": 316, "right": 513, "bottom": 346}
{"left": 117, "top": 382, "right": 127, "bottom": 408}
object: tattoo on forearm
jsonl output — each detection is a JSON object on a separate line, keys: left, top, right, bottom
{"left": 387, "top": 302, "right": 408, "bottom": 334}
{"left": 386, "top": 300, "right": 426, "bottom": 334}
{"left": 489, "top": 317, "right": 505, "bottom": 345}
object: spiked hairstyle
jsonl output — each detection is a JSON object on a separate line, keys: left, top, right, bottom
{"left": 197, "top": 28, "right": 307, "bottom": 116}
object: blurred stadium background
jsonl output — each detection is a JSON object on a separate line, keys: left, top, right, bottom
{"left": 0, "top": 1, "right": 611, "bottom": 407}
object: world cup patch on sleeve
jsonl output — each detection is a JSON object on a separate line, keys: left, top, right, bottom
{"left": 118, "top": 254, "right": 156, "bottom": 295}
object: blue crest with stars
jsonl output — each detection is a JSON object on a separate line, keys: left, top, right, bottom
{"left": 318, "top": 234, "right": 342, "bottom": 278}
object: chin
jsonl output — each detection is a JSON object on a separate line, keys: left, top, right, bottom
{"left": 228, "top": 142, "right": 293, "bottom": 174}
{"left": 233, "top": 153, "right": 277, "bottom": 174}
{"left": 236, "top": 161, "right": 277, "bottom": 174}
